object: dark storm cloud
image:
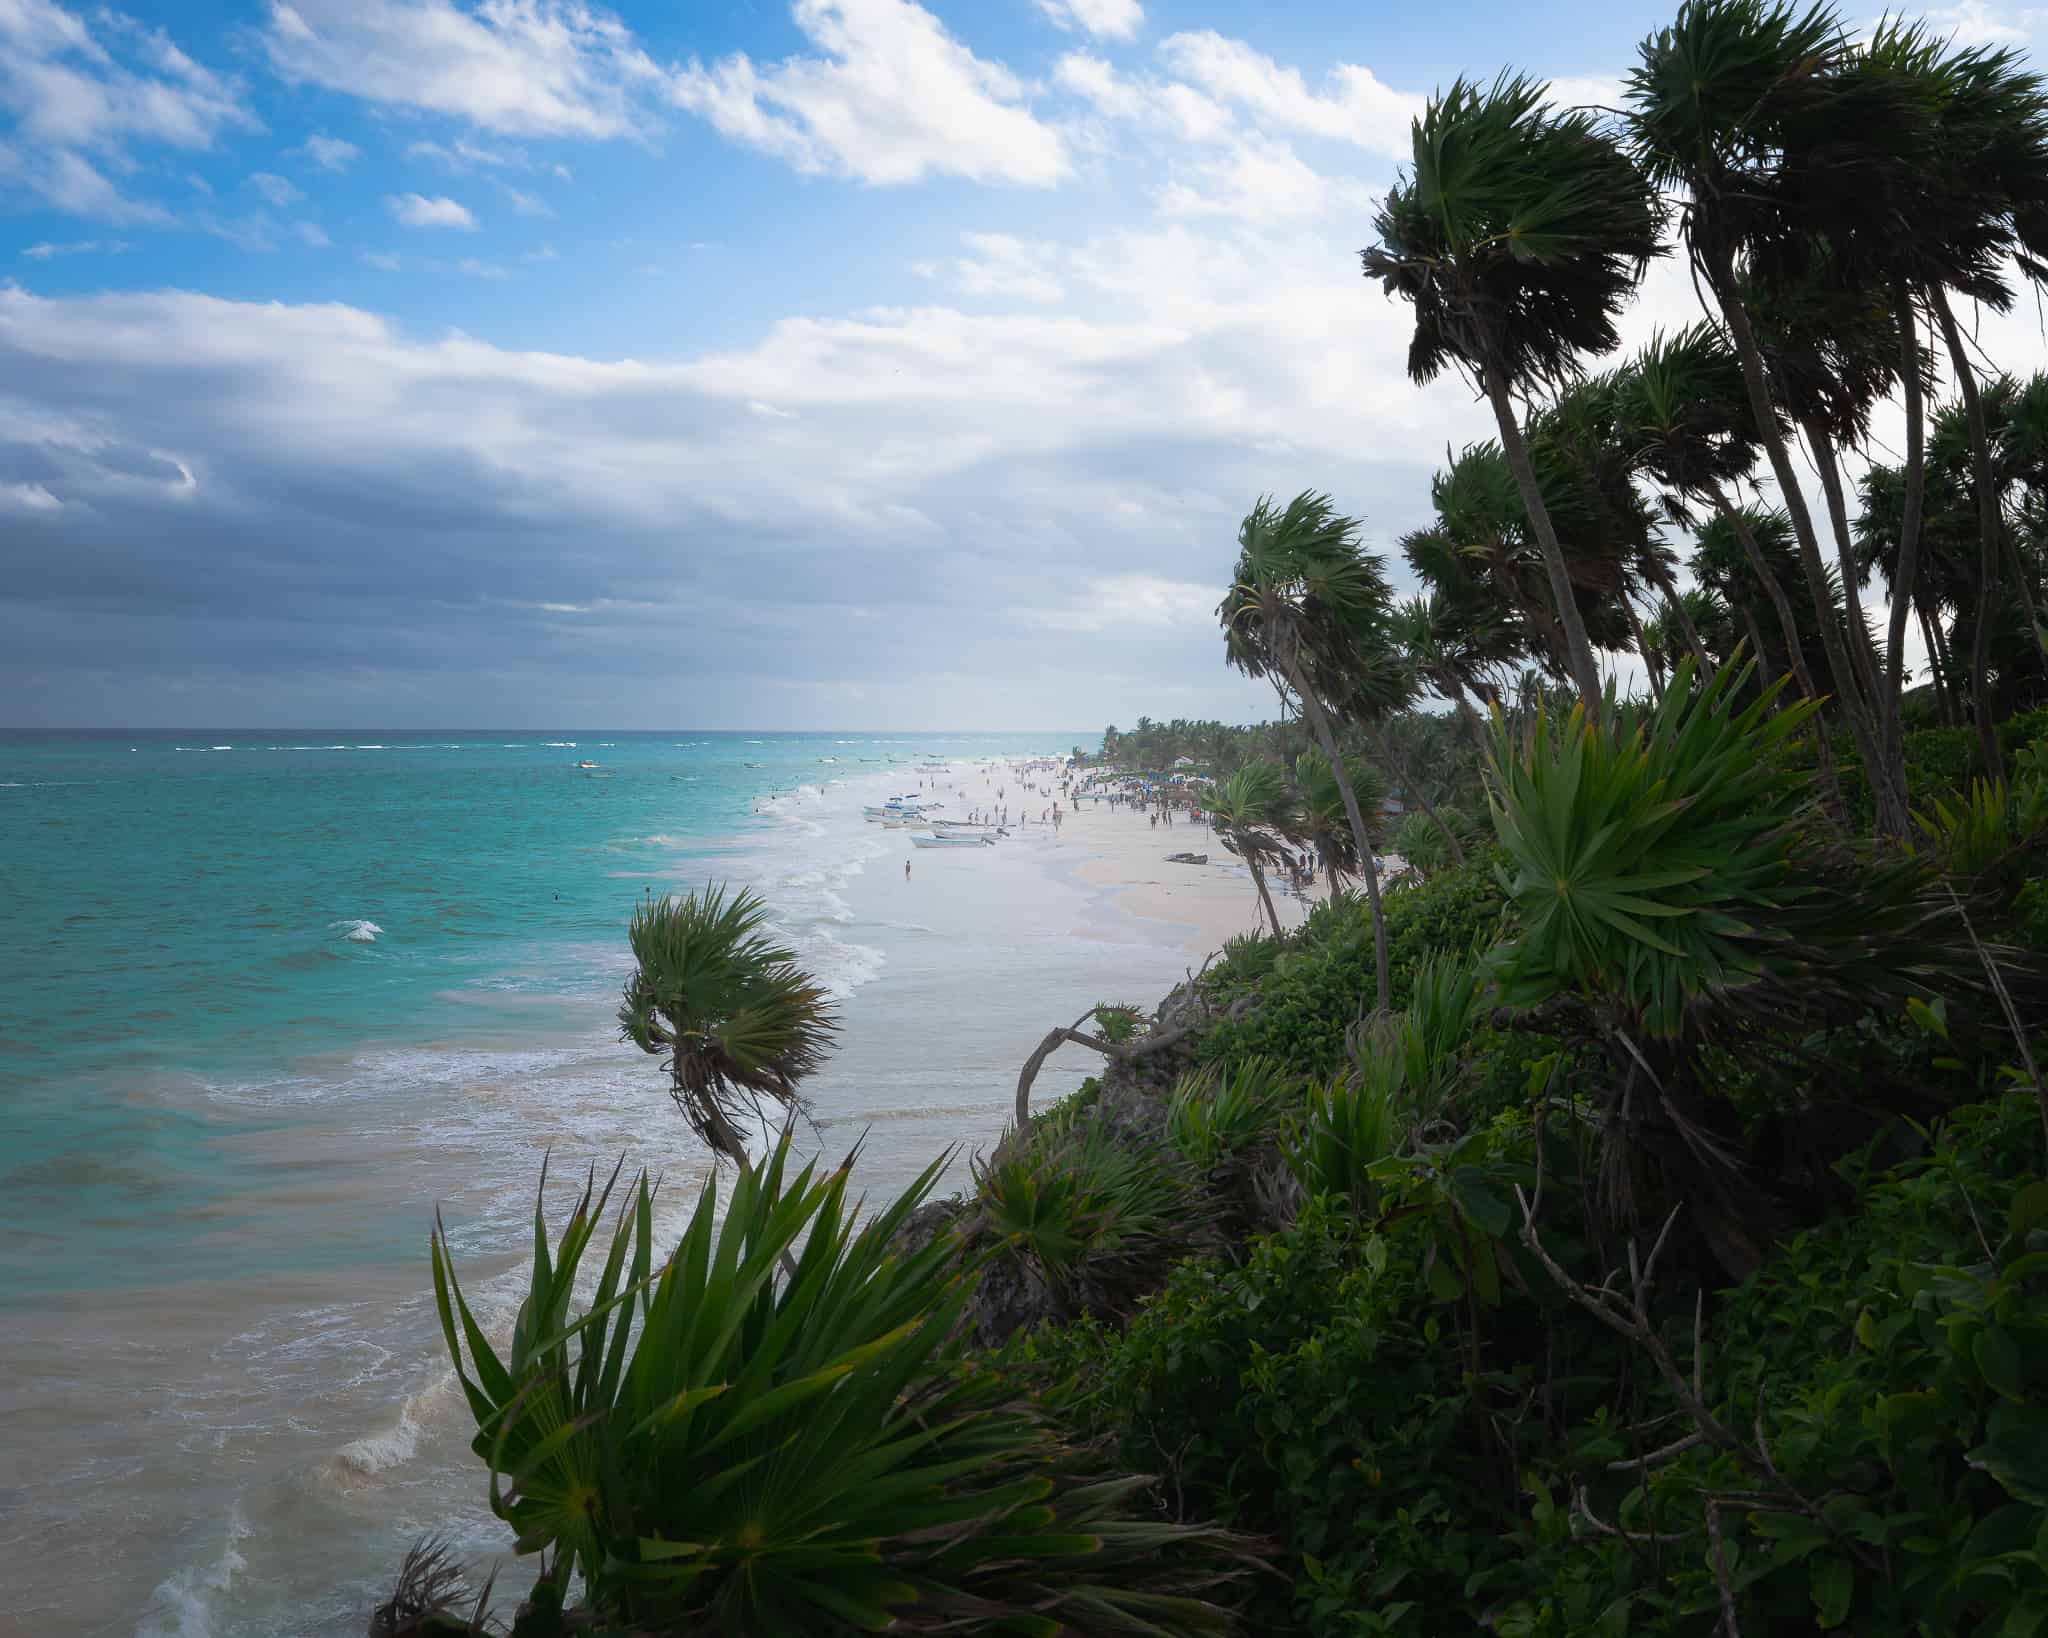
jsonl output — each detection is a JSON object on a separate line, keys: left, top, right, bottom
{"left": 0, "top": 283, "right": 1458, "bottom": 727}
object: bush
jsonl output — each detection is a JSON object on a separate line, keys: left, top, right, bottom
{"left": 1500, "top": 1091, "right": 2048, "bottom": 1637}
{"left": 429, "top": 1133, "right": 1260, "bottom": 1634}
{"left": 1198, "top": 859, "right": 1509, "bottom": 1077}
{"left": 1022, "top": 1120, "right": 1559, "bottom": 1637}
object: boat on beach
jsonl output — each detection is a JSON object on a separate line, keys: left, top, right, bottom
{"left": 910, "top": 832, "right": 994, "bottom": 849}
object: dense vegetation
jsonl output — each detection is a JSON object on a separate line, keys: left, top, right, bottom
{"left": 377, "top": 2, "right": 2048, "bottom": 1632}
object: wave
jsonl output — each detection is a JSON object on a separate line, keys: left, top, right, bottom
{"left": 136, "top": 1502, "right": 248, "bottom": 1638}
{"left": 330, "top": 1389, "right": 429, "bottom": 1481}
{"left": 332, "top": 919, "right": 383, "bottom": 944}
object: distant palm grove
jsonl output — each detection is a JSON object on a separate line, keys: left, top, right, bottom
{"left": 385, "top": 5, "right": 2048, "bottom": 1636}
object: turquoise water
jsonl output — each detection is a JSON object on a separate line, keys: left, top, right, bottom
{"left": 0, "top": 730, "right": 1078, "bottom": 1302}
{"left": 4, "top": 728, "right": 1225, "bottom": 1638}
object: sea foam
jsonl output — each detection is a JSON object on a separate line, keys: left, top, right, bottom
{"left": 332, "top": 919, "right": 383, "bottom": 944}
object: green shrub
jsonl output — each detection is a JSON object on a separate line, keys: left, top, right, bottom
{"left": 965, "top": 1120, "right": 1193, "bottom": 1309}
{"left": 1167, "top": 1056, "right": 1301, "bottom": 1172}
{"left": 1198, "top": 859, "right": 1508, "bottom": 1077}
{"left": 430, "top": 1134, "right": 1261, "bottom": 1634}
{"left": 1501, "top": 1091, "right": 2048, "bottom": 1637}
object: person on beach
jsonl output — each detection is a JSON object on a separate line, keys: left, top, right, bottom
{"left": 905, "top": 859, "right": 911, "bottom": 879}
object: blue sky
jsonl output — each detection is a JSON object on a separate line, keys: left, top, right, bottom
{"left": 0, "top": 0, "right": 2032, "bottom": 727}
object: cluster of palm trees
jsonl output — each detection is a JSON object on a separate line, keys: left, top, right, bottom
{"left": 1359, "top": 0, "right": 2048, "bottom": 837}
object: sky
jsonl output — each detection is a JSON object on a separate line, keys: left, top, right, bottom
{"left": 1, "top": 0, "right": 2041, "bottom": 730}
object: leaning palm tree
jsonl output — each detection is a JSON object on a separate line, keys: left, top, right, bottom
{"left": 1200, "top": 762, "right": 1299, "bottom": 941}
{"left": 1220, "top": 491, "right": 1398, "bottom": 1007}
{"left": 1625, "top": 0, "right": 1922, "bottom": 829}
{"left": 618, "top": 885, "right": 838, "bottom": 1163}
{"left": 1363, "top": 73, "right": 1665, "bottom": 712}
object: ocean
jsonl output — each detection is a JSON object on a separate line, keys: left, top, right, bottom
{"left": 0, "top": 730, "right": 1201, "bottom": 1638}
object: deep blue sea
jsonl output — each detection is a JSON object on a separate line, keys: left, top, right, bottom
{"left": 0, "top": 728, "right": 1168, "bottom": 1638}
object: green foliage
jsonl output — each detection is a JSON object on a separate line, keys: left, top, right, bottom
{"left": 433, "top": 1132, "right": 1259, "bottom": 1634}
{"left": 1502, "top": 1092, "right": 2048, "bottom": 1637}
{"left": 1168, "top": 1057, "right": 1300, "bottom": 1172}
{"left": 969, "top": 1121, "right": 1191, "bottom": 1307}
{"left": 1026, "top": 1174, "right": 1544, "bottom": 1636}
{"left": 1490, "top": 656, "right": 1821, "bottom": 1034}
{"left": 617, "top": 884, "right": 838, "bottom": 1158}
{"left": 1199, "top": 860, "right": 1509, "bottom": 1077}
{"left": 1284, "top": 954, "right": 1486, "bottom": 1207}
{"left": 1393, "top": 806, "right": 1481, "bottom": 880}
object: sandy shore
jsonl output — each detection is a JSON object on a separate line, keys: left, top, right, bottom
{"left": 909, "top": 761, "right": 1333, "bottom": 957}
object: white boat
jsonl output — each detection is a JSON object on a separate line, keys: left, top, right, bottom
{"left": 929, "top": 819, "right": 993, "bottom": 832}
{"left": 911, "top": 832, "right": 995, "bottom": 849}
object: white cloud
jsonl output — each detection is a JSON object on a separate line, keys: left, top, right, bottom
{"left": 21, "top": 238, "right": 131, "bottom": 258}
{"left": 295, "top": 220, "right": 331, "bottom": 247}
{"left": 387, "top": 191, "right": 478, "bottom": 228}
{"left": 298, "top": 132, "right": 360, "bottom": 170}
{"left": 1917, "top": 1, "right": 2039, "bottom": 43}
{"left": 457, "top": 256, "right": 509, "bottom": 278}
{"left": 1042, "top": 573, "right": 1213, "bottom": 631}
{"left": 1053, "top": 51, "right": 1233, "bottom": 145}
{"left": 361, "top": 249, "right": 403, "bottom": 269}
{"left": 1155, "top": 30, "right": 1419, "bottom": 157}
{"left": 952, "top": 232, "right": 1063, "bottom": 303}
{"left": 249, "top": 171, "right": 303, "bottom": 206}
{"left": 0, "top": 480, "right": 64, "bottom": 512}
{"left": 0, "top": 0, "right": 255, "bottom": 221}
{"left": 498, "top": 182, "right": 552, "bottom": 215}
{"left": 671, "top": 0, "right": 1067, "bottom": 186}
{"left": 1035, "top": 0, "right": 1143, "bottom": 42}
{"left": 262, "top": 0, "right": 662, "bottom": 137}
{"left": 1158, "top": 132, "right": 1369, "bottom": 221}
{"left": 522, "top": 242, "right": 558, "bottom": 261}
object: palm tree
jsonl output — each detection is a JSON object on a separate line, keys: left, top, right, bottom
{"left": 1220, "top": 491, "right": 1399, "bottom": 1008}
{"left": 618, "top": 885, "right": 838, "bottom": 1163}
{"left": 1294, "top": 747, "right": 1388, "bottom": 889}
{"left": 1199, "top": 762, "right": 1299, "bottom": 941}
{"left": 1625, "top": 0, "right": 1912, "bottom": 832}
{"left": 1363, "top": 73, "right": 1665, "bottom": 712}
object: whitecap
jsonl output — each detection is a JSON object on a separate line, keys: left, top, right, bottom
{"left": 332, "top": 919, "right": 383, "bottom": 944}
{"left": 136, "top": 1502, "right": 248, "bottom": 1638}
{"left": 352, "top": 744, "right": 384, "bottom": 750}
{"left": 545, "top": 742, "right": 576, "bottom": 747}
{"left": 209, "top": 745, "right": 231, "bottom": 751}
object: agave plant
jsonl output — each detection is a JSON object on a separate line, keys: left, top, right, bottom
{"left": 618, "top": 884, "right": 837, "bottom": 1162}
{"left": 1487, "top": 655, "right": 2043, "bottom": 1271}
{"left": 966, "top": 1121, "right": 1191, "bottom": 1316}
{"left": 431, "top": 1133, "right": 1259, "bottom": 1634}
{"left": 1167, "top": 1057, "right": 1299, "bottom": 1173}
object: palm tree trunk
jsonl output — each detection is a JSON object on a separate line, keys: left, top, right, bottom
{"left": 1482, "top": 357, "right": 1605, "bottom": 713}
{"left": 1710, "top": 483, "right": 1851, "bottom": 826}
{"left": 1287, "top": 659, "right": 1390, "bottom": 1010}
{"left": 1624, "top": 596, "right": 1666, "bottom": 700}
{"left": 1706, "top": 246, "right": 1905, "bottom": 835}
{"left": 1362, "top": 721, "right": 1467, "bottom": 869}
{"left": 1443, "top": 673, "right": 1495, "bottom": 764}
{"left": 1923, "top": 599, "right": 1961, "bottom": 727}
{"left": 1887, "top": 284, "right": 1929, "bottom": 766}
{"left": 1739, "top": 604, "right": 1777, "bottom": 706}
{"left": 1651, "top": 566, "right": 1715, "bottom": 681}
{"left": 1247, "top": 858, "right": 1284, "bottom": 940}
{"left": 1929, "top": 285, "right": 2007, "bottom": 780}
{"left": 1803, "top": 414, "right": 1886, "bottom": 710}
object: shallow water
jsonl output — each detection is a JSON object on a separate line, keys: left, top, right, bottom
{"left": 0, "top": 731, "right": 1194, "bottom": 1636}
